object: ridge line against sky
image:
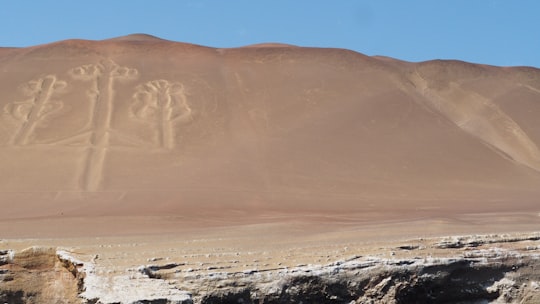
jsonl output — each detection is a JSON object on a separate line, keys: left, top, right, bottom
{"left": 0, "top": 0, "right": 539, "bottom": 68}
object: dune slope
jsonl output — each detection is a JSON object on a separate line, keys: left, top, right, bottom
{"left": 0, "top": 36, "right": 539, "bottom": 236}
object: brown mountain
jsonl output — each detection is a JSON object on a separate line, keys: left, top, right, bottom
{"left": 1, "top": 34, "right": 539, "bottom": 236}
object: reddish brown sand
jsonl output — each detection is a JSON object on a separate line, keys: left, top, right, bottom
{"left": 0, "top": 33, "right": 539, "bottom": 242}
{"left": 1, "top": 34, "right": 540, "bottom": 303}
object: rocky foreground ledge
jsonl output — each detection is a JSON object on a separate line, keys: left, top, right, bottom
{"left": 1, "top": 233, "right": 540, "bottom": 304}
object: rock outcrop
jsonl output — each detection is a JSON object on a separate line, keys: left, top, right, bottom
{"left": 2, "top": 233, "right": 540, "bottom": 303}
{"left": 0, "top": 247, "right": 83, "bottom": 304}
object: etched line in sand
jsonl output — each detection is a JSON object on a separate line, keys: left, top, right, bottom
{"left": 519, "top": 83, "right": 540, "bottom": 94}
{"left": 2, "top": 60, "right": 188, "bottom": 193}
{"left": 131, "top": 80, "right": 192, "bottom": 149}
{"left": 410, "top": 70, "right": 540, "bottom": 172}
{"left": 69, "top": 60, "right": 138, "bottom": 191}
{"left": 4, "top": 75, "right": 67, "bottom": 145}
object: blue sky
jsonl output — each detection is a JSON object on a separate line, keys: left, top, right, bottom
{"left": 1, "top": 0, "right": 539, "bottom": 67}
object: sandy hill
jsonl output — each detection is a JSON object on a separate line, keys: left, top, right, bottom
{"left": 0, "top": 35, "right": 539, "bottom": 237}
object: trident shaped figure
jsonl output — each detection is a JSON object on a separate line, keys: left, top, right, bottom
{"left": 4, "top": 60, "right": 198, "bottom": 193}
{"left": 69, "top": 59, "right": 138, "bottom": 191}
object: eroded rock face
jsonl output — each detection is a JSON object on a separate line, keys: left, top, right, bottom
{"left": 0, "top": 247, "right": 83, "bottom": 304}
{"left": 191, "top": 255, "right": 540, "bottom": 304}
{"left": 2, "top": 234, "right": 539, "bottom": 304}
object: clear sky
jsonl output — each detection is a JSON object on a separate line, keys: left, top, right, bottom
{"left": 1, "top": 0, "right": 539, "bottom": 67}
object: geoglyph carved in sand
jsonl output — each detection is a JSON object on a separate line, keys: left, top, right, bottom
{"left": 68, "top": 59, "right": 139, "bottom": 191}
{"left": 2, "top": 59, "right": 195, "bottom": 192}
{"left": 4, "top": 75, "right": 67, "bottom": 145}
{"left": 131, "top": 80, "right": 193, "bottom": 150}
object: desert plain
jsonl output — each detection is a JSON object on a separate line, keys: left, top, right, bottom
{"left": 1, "top": 34, "right": 540, "bottom": 303}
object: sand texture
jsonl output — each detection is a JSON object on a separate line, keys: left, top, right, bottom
{"left": 1, "top": 34, "right": 540, "bottom": 303}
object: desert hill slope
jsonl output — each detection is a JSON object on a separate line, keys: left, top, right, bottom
{"left": 0, "top": 35, "right": 539, "bottom": 233}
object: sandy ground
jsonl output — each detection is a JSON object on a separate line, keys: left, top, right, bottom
{"left": 2, "top": 211, "right": 539, "bottom": 272}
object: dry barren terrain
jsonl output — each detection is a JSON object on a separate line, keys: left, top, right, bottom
{"left": 1, "top": 34, "right": 539, "bottom": 303}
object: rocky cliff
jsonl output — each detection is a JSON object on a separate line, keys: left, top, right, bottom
{"left": 2, "top": 233, "right": 540, "bottom": 303}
